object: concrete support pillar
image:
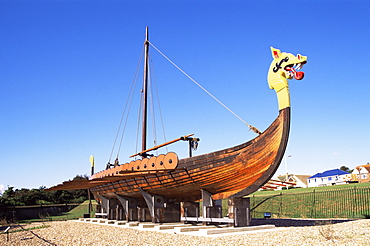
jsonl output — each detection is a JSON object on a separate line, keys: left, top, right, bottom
{"left": 228, "top": 197, "right": 250, "bottom": 227}
{"left": 161, "top": 202, "right": 181, "bottom": 223}
{"left": 201, "top": 189, "right": 213, "bottom": 218}
{"left": 138, "top": 188, "right": 181, "bottom": 223}
{"left": 115, "top": 205, "right": 120, "bottom": 220}
{"left": 96, "top": 204, "right": 102, "bottom": 216}
{"left": 114, "top": 194, "right": 138, "bottom": 221}
{"left": 139, "top": 188, "right": 165, "bottom": 223}
{"left": 97, "top": 194, "right": 110, "bottom": 218}
{"left": 182, "top": 201, "right": 199, "bottom": 218}
{"left": 138, "top": 207, "right": 151, "bottom": 222}
{"left": 201, "top": 190, "right": 222, "bottom": 223}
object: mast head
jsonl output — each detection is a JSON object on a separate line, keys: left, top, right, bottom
{"left": 145, "top": 26, "right": 149, "bottom": 42}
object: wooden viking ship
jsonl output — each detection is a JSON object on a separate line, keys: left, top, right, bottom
{"left": 48, "top": 28, "right": 307, "bottom": 207}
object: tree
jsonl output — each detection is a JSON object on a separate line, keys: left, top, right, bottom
{"left": 0, "top": 187, "right": 24, "bottom": 206}
{"left": 339, "top": 166, "right": 352, "bottom": 173}
{"left": 0, "top": 174, "right": 90, "bottom": 206}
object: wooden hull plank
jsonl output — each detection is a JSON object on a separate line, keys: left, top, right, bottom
{"left": 87, "top": 107, "right": 290, "bottom": 201}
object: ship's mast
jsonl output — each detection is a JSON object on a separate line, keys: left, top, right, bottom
{"left": 141, "top": 27, "right": 149, "bottom": 156}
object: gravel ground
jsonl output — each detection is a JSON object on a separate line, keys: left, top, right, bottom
{"left": 1, "top": 219, "right": 370, "bottom": 246}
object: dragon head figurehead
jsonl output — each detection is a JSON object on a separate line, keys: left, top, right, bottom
{"left": 268, "top": 47, "right": 307, "bottom": 110}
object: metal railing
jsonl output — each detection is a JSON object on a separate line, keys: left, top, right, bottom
{"left": 250, "top": 186, "right": 370, "bottom": 219}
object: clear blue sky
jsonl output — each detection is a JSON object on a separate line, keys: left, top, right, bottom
{"left": 1, "top": 0, "right": 369, "bottom": 193}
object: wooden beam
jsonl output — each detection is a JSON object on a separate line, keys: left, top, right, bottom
{"left": 130, "top": 134, "right": 194, "bottom": 157}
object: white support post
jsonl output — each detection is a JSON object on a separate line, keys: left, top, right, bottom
{"left": 97, "top": 194, "right": 109, "bottom": 218}
{"left": 201, "top": 189, "right": 213, "bottom": 218}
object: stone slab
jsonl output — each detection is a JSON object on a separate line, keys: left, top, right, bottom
{"left": 174, "top": 225, "right": 226, "bottom": 233}
{"left": 198, "top": 224, "right": 275, "bottom": 236}
{"left": 154, "top": 224, "right": 192, "bottom": 230}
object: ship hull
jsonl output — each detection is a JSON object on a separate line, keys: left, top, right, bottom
{"left": 87, "top": 107, "right": 290, "bottom": 201}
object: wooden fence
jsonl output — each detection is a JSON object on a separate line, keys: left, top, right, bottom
{"left": 0, "top": 204, "right": 79, "bottom": 221}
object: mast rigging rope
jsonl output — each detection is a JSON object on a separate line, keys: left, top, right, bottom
{"left": 149, "top": 53, "right": 169, "bottom": 154}
{"left": 151, "top": 62, "right": 168, "bottom": 153}
{"left": 148, "top": 42, "right": 261, "bottom": 135}
{"left": 109, "top": 47, "right": 144, "bottom": 163}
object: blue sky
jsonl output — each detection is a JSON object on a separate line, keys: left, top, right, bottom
{"left": 1, "top": 0, "right": 369, "bottom": 193}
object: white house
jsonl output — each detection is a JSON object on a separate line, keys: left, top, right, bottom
{"left": 307, "top": 169, "right": 350, "bottom": 187}
{"left": 352, "top": 164, "right": 370, "bottom": 183}
{"left": 285, "top": 174, "right": 311, "bottom": 188}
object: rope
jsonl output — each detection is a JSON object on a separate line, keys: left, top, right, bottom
{"left": 109, "top": 46, "right": 144, "bottom": 163}
{"left": 149, "top": 42, "right": 261, "bottom": 135}
{"left": 135, "top": 89, "right": 143, "bottom": 158}
{"left": 149, "top": 53, "right": 168, "bottom": 154}
{"left": 148, "top": 54, "right": 158, "bottom": 149}
{"left": 115, "top": 74, "right": 138, "bottom": 159}
{"left": 153, "top": 70, "right": 168, "bottom": 152}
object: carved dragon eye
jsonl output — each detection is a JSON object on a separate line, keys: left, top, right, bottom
{"left": 297, "top": 54, "right": 301, "bottom": 60}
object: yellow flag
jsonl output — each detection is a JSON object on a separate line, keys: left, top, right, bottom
{"left": 89, "top": 155, "right": 94, "bottom": 167}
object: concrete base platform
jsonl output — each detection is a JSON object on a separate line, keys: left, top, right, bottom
{"left": 114, "top": 221, "right": 126, "bottom": 226}
{"left": 198, "top": 224, "right": 275, "bottom": 236}
{"left": 174, "top": 225, "right": 227, "bottom": 233}
{"left": 153, "top": 224, "right": 193, "bottom": 231}
{"left": 139, "top": 223, "right": 156, "bottom": 229}
{"left": 126, "top": 222, "right": 140, "bottom": 227}
{"left": 76, "top": 218, "right": 279, "bottom": 237}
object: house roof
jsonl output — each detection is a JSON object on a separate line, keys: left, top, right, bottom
{"left": 291, "top": 175, "right": 311, "bottom": 186}
{"left": 352, "top": 166, "right": 362, "bottom": 174}
{"left": 361, "top": 165, "right": 370, "bottom": 173}
{"left": 308, "top": 169, "right": 349, "bottom": 179}
{"left": 354, "top": 164, "right": 370, "bottom": 174}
